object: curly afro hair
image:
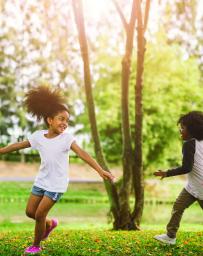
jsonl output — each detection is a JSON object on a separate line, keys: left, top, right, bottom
{"left": 178, "top": 111, "right": 203, "bottom": 140}
{"left": 24, "top": 85, "right": 68, "bottom": 125}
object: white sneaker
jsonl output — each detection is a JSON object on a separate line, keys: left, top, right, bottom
{"left": 154, "top": 234, "right": 176, "bottom": 245}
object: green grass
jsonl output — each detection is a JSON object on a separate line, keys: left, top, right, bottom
{"left": 0, "top": 182, "right": 107, "bottom": 203}
{"left": 0, "top": 199, "right": 202, "bottom": 230}
{"left": 0, "top": 181, "right": 202, "bottom": 231}
{"left": 0, "top": 179, "right": 187, "bottom": 201}
{"left": 0, "top": 181, "right": 202, "bottom": 255}
{"left": 0, "top": 230, "right": 202, "bottom": 256}
{"left": 0, "top": 179, "right": 191, "bottom": 207}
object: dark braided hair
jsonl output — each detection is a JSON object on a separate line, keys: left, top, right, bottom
{"left": 24, "top": 85, "right": 68, "bottom": 126}
{"left": 178, "top": 111, "right": 203, "bottom": 140}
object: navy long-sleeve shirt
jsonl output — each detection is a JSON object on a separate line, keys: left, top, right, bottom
{"left": 166, "top": 139, "right": 195, "bottom": 177}
{"left": 166, "top": 138, "right": 203, "bottom": 200}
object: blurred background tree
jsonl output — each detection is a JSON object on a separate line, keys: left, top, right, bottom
{"left": 0, "top": 0, "right": 202, "bottom": 174}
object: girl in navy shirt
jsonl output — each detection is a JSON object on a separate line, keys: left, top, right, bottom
{"left": 154, "top": 111, "right": 203, "bottom": 245}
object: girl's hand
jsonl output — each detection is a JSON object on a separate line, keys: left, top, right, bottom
{"left": 0, "top": 148, "right": 5, "bottom": 154}
{"left": 153, "top": 170, "right": 167, "bottom": 180}
{"left": 99, "top": 170, "right": 115, "bottom": 182}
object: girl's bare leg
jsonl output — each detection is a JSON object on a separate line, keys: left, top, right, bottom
{"left": 33, "top": 196, "right": 55, "bottom": 246}
{"left": 25, "top": 193, "right": 52, "bottom": 230}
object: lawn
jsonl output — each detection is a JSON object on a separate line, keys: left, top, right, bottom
{"left": 0, "top": 181, "right": 202, "bottom": 255}
{"left": 0, "top": 181, "right": 202, "bottom": 229}
{"left": 0, "top": 229, "right": 202, "bottom": 256}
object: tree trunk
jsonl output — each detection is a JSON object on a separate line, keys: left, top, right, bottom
{"left": 132, "top": 0, "right": 147, "bottom": 228}
{"left": 72, "top": 0, "right": 120, "bottom": 229}
{"left": 113, "top": 0, "right": 150, "bottom": 230}
{"left": 73, "top": 0, "right": 150, "bottom": 230}
{"left": 118, "top": 0, "right": 137, "bottom": 230}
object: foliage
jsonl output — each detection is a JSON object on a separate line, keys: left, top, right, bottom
{"left": 162, "top": 0, "right": 203, "bottom": 80}
{"left": 75, "top": 35, "right": 201, "bottom": 174}
{"left": 0, "top": 1, "right": 202, "bottom": 173}
{"left": 0, "top": 28, "right": 19, "bottom": 143}
{"left": 0, "top": 74, "right": 16, "bottom": 143}
{"left": 141, "top": 39, "right": 201, "bottom": 172}
{"left": 0, "top": 0, "right": 80, "bottom": 142}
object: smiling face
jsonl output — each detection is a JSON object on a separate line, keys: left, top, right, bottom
{"left": 47, "top": 110, "right": 69, "bottom": 135}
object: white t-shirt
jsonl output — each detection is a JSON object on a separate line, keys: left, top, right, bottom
{"left": 28, "top": 130, "right": 75, "bottom": 192}
{"left": 185, "top": 140, "right": 203, "bottom": 200}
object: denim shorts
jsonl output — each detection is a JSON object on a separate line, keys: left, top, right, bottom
{"left": 31, "top": 185, "right": 63, "bottom": 202}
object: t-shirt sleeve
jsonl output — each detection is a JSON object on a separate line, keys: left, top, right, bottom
{"left": 65, "top": 133, "right": 76, "bottom": 151}
{"left": 27, "top": 131, "right": 39, "bottom": 150}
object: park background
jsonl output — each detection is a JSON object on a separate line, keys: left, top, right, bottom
{"left": 0, "top": 0, "right": 202, "bottom": 255}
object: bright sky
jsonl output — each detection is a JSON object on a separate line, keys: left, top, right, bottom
{"left": 84, "top": 0, "right": 109, "bottom": 19}
{"left": 3, "top": 0, "right": 203, "bottom": 38}
{"left": 83, "top": 0, "right": 203, "bottom": 35}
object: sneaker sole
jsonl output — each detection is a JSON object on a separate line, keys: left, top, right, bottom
{"left": 24, "top": 251, "right": 42, "bottom": 255}
{"left": 154, "top": 236, "right": 176, "bottom": 245}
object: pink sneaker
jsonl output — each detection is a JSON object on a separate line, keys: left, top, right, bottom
{"left": 24, "top": 245, "right": 42, "bottom": 254}
{"left": 42, "top": 218, "right": 58, "bottom": 240}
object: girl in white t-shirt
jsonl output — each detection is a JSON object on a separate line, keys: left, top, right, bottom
{"left": 0, "top": 85, "right": 114, "bottom": 255}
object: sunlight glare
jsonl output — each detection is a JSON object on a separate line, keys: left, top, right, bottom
{"left": 85, "top": 0, "right": 109, "bottom": 20}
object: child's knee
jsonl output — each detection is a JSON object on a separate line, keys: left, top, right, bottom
{"left": 25, "top": 209, "right": 35, "bottom": 219}
{"left": 35, "top": 211, "right": 46, "bottom": 221}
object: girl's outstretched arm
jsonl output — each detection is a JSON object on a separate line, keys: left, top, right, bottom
{"left": 0, "top": 140, "right": 31, "bottom": 154}
{"left": 154, "top": 170, "right": 167, "bottom": 180}
{"left": 71, "top": 142, "right": 114, "bottom": 182}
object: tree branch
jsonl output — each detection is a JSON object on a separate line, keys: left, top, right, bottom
{"left": 144, "top": 0, "right": 150, "bottom": 32}
{"left": 112, "top": 0, "right": 128, "bottom": 32}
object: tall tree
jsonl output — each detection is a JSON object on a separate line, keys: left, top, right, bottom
{"left": 73, "top": 0, "right": 150, "bottom": 230}
{"left": 113, "top": 0, "right": 150, "bottom": 229}
{"left": 132, "top": 0, "right": 150, "bottom": 227}
{"left": 72, "top": 0, "right": 120, "bottom": 229}
{"left": 113, "top": 0, "right": 137, "bottom": 229}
